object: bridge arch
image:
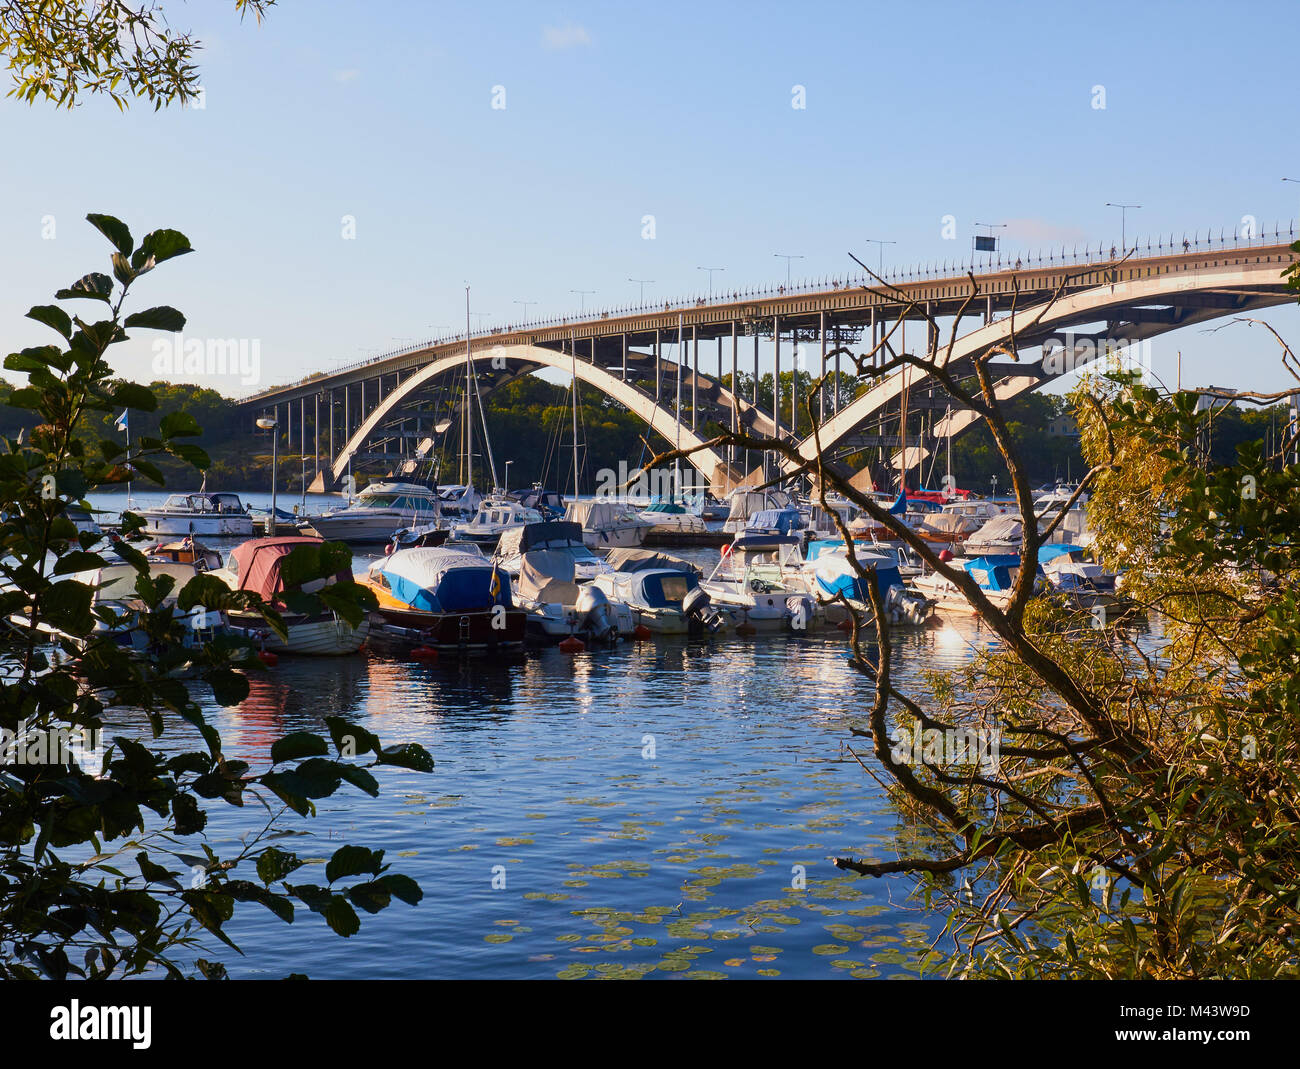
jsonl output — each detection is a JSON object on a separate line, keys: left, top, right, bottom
{"left": 330, "top": 343, "right": 737, "bottom": 492}
{"left": 789, "top": 258, "right": 1296, "bottom": 476}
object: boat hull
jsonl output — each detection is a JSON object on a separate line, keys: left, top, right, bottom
{"left": 368, "top": 606, "right": 526, "bottom": 650}
{"left": 228, "top": 611, "right": 369, "bottom": 655}
{"left": 140, "top": 513, "right": 254, "bottom": 537}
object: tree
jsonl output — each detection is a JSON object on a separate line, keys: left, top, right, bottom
{"left": 648, "top": 248, "right": 1300, "bottom": 977}
{"left": 0, "top": 215, "right": 431, "bottom": 979}
{"left": 0, "top": 0, "right": 274, "bottom": 110}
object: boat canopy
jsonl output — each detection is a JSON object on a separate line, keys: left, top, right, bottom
{"left": 565, "top": 500, "right": 639, "bottom": 529}
{"left": 609, "top": 568, "right": 701, "bottom": 608}
{"left": 370, "top": 547, "right": 513, "bottom": 612}
{"left": 1038, "top": 543, "right": 1085, "bottom": 564}
{"left": 497, "top": 521, "right": 585, "bottom": 559}
{"left": 811, "top": 551, "right": 903, "bottom": 603}
{"left": 968, "top": 513, "right": 1024, "bottom": 544}
{"left": 915, "top": 512, "right": 978, "bottom": 539}
{"left": 604, "top": 547, "right": 701, "bottom": 576}
{"left": 745, "top": 508, "right": 801, "bottom": 534}
{"left": 961, "top": 555, "right": 1026, "bottom": 592}
{"left": 517, "top": 550, "right": 582, "bottom": 606}
{"left": 230, "top": 536, "right": 340, "bottom": 600}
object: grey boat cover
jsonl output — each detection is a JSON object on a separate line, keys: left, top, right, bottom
{"left": 517, "top": 550, "right": 582, "bottom": 606}
{"left": 604, "top": 547, "right": 701, "bottom": 576}
{"left": 497, "top": 521, "right": 585, "bottom": 559}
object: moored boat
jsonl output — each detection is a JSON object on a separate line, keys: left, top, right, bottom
{"left": 360, "top": 546, "right": 525, "bottom": 650}
{"left": 565, "top": 500, "right": 655, "bottom": 550}
{"left": 299, "top": 480, "right": 441, "bottom": 544}
{"left": 592, "top": 549, "right": 727, "bottom": 635}
{"left": 212, "top": 535, "right": 370, "bottom": 655}
{"left": 137, "top": 491, "right": 254, "bottom": 537}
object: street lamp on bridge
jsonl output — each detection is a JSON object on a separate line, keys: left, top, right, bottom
{"left": 255, "top": 416, "right": 278, "bottom": 534}
{"left": 628, "top": 277, "right": 654, "bottom": 304}
{"left": 862, "top": 238, "right": 896, "bottom": 274}
{"left": 513, "top": 299, "right": 537, "bottom": 322}
{"left": 774, "top": 253, "right": 804, "bottom": 287}
{"left": 1105, "top": 202, "right": 1142, "bottom": 252}
{"left": 570, "top": 289, "right": 595, "bottom": 314}
{"left": 696, "top": 266, "right": 725, "bottom": 297}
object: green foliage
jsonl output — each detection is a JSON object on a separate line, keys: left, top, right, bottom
{"left": 0, "top": 1, "right": 275, "bottom": 110}
{"left": 0, "top": 216, "right": 430, "bottom": 979}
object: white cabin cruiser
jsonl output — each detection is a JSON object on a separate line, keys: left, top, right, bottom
{"left": 453, "top": 497, "right": 544, "bottom": 550}
{"left": 638, "top": 500, "right": 708, "bottom": 535}
{"left": 137, "top": 492, "right": 254, "bottom": 538}
{"left": 565, "top": 500, "right": 656, "bottom": 550}
{"left": 299, "top": 481, "right": 441, "bottom": 544}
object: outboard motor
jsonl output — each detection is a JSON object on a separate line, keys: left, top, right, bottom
{"left": 785, "top": 594, "right": 815, "bottom": 632}
{"left": 575, "top": 584, "right": 618, "bottom": 644}
{"left": 682, "top": 585, "right": 725, "bottom": 634}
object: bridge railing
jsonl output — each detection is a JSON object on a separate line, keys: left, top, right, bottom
{"left": 246, "top": 219, "right": 1297, "bottom": 404}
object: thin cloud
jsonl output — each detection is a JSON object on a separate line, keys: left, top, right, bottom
{"left": 541, "top": 24, "right": 592, "bottom": 50}
{"left": 333, "top": 68, "right": 361, "bottom": 84}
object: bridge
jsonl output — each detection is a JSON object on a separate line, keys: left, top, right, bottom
{"left": 237, "top": 225, "right": 1298, "bottom": 494}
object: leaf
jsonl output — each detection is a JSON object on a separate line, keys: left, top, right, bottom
{"left": 379, "top": 873, "right": 423, "bottom": 906}
{"left": 26, "top": 305, "right": 73, "bottom": 340}
{"left": 324, "top": 896, "right": 360, "bottom": 937}
{"left": 87, "top": 213, "right": 134, "bottom": 256}
{"left": 347, "top": 881, "right": 391, "bottom": 914}
{"left": 111, "top": 382, "right": 158, "bottom": 412}
{"left": 55, "top": 273, "right": 113, "bottom": 303}
{"left": 376, "top": 743, "right": 435, "bottom": 773}
{"left": 124, "top": 306, "right": 185, "bottom": 332}
{"left": 159, "top": 410, "right": 202, "bottom": 437}
{"left": 323, "top": 716, "right": 380, "bottom": 758}
{"left": 325, "top": 845, "right": 385, "bottom": 884}
{"left": 337, "top": 763, "right": 379, "bottom": 797}
{"left": 136, "top": 228, "right": 193, "bottom": 266}
{"left": 257, "top": 847, "right": 304, "bottom": 886}
{"left": 270, "top": 732, "right": 329, "bottom": 764}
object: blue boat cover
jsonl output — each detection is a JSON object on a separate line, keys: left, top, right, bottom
{"left": 745, "top": 508, "right": 801, "bottom": 534}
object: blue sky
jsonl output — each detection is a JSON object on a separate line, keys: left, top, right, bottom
{"left": 2, "top": 0, "right": 1297, "bottom": 398}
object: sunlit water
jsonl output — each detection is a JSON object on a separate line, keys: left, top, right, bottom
{"left": 79, "top": 490, "right": 1003, "bottom": 979}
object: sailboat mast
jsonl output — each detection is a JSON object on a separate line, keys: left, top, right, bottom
{"left": 465, "top": 286, "right": 473, "bottom": 493}
{"left": 570, "top": 338, "right": 580, "bottom": 500}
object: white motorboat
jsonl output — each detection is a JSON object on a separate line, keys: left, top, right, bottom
{"left": 513, "top": 549, "right": 633, "bottom": 644}
{"left": 137, "top": 492, "right": 254, "bottom": 538}
{"left": 565, "top": 500, "right": 656, "bottom": 550}
{"left": 494, "top": 520, "right": 611, "bottom": 582}
{"left": 803, "top": 542, "right": 934, "bottom": 626}
{"left": 638, "top": 500, "right": 708, "bottom": 535}
{"left": 592, "top": 549, "right": 728, "bottom": 635}
{"left": 702, "top": 538, "right": 821, "bottom": 633}
{"left": 454, "top": 497, "right": 545, "bottom": 550}
{"left": 299, "top": 481, "right": 441, "bottom": 544}
{"left": 211, "top": 535, "right": 370, "bottom": 655}
{"left": 911, "top": 554, "right": 1042, "bottom": 614}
